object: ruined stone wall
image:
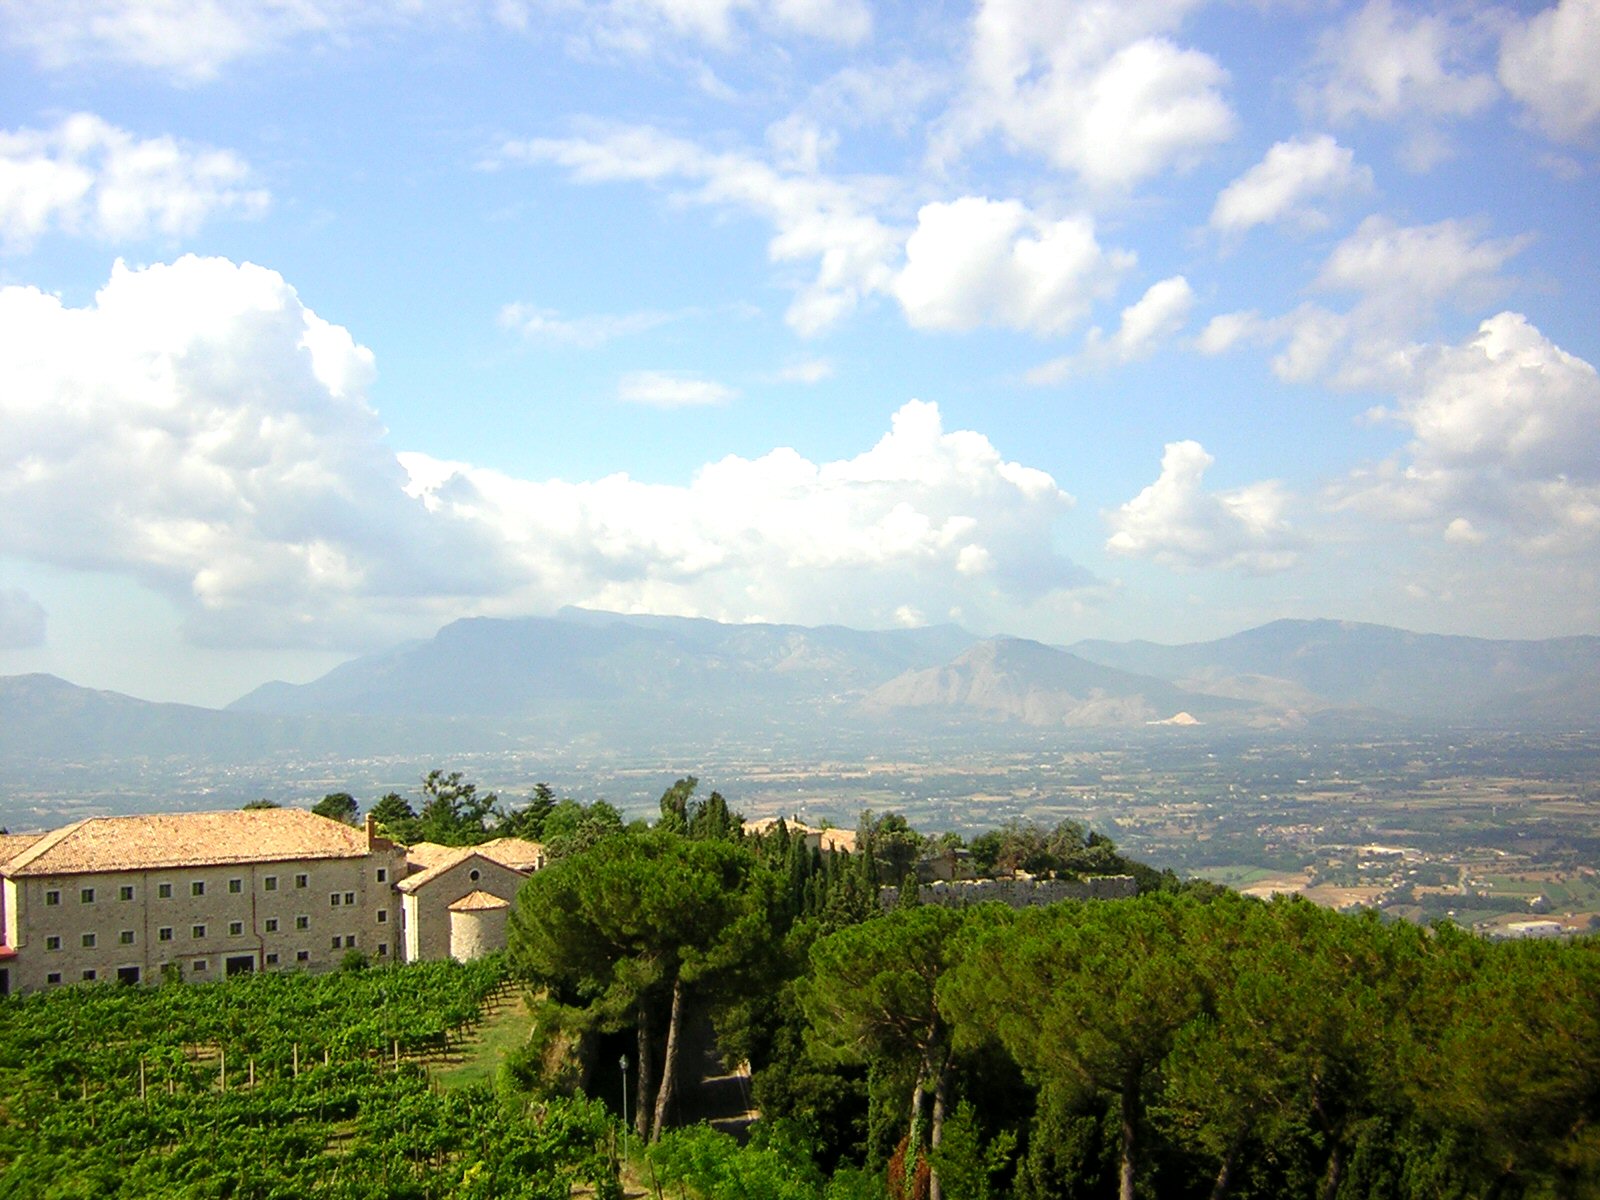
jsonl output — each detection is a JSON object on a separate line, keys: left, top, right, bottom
{"left": 881, "top": 874, "right": 1137, "bottom": 910}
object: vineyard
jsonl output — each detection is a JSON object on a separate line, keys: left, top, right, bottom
{"left": 0, "top": 956, "right": 620, "bottom": 1199}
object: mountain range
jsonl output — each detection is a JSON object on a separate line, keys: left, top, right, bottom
{"left": 4, "top": 611, "right": 1596, "bottom": 768}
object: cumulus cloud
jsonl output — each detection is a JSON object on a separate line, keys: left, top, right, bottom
{"left": 1306, "top": 0, "right": 1497, "bottom": 125}
{"left": 941, "top": 0, "right": 1235, "bottom": 189}
{"left": 1499, "top": 0, "right": 1600, "bottom": 143}
{"left": 1028, "top": 274, "right": 1194, "bottom": 383}
{"left": 506, "top": 128, "right": 1140, "bottom": 339}
{"left": 1210, "top": 135, "right": 1371, "bottom": 234}
{"left": 1261, "top": 215, "right": 1530, "bottom": 389}
{"left": 0, "top": 113, "right": 268, "bottom": 249}
{"left": 502, "top": 125, "right": 899, "bottom": 335}
{"left": 1337, "top": 313, "right": 1600, "bottom": 551}
{"left": 0, "top": 588, "right": 47, "bottom": 649}
{"left": 1105, "top": 440, "right": 1298, "bottom": 573}
{"left": 1, "top": 257, "right": 1090, "bottom": 650}
{"left": 617, "top": 370, "right": 737, "bottom": 407}
{"left": 893, "top": 197, "right": 1133, "bottom": 335}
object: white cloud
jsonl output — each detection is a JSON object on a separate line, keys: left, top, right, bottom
{"left": 0, "top": 0, "right": 395, "bottom": 82}
{"left": 0, "top": 113, "right": 268, "bottom": 249}
{"left": 539, "top": 0, "right": 872, "bottom": 54}
{"left": 1210, "top": 135, "right": 1371, "bottom": 234}
{"left": 503, "top": 126, "right": 900, "bottom": 335}
{"left": 1028, "top": 274, "right": 1194, "bottom": 383}
{"left": 1306, "top": 0, "right": 1497, "bottom": 125}
{"left": 893, "top": 197, "right": 1133, "bottom": 334}
{"left": 1499, "top": 0, "right": 1600, "bottom": 143}
{"left": 1, "top": 257, "right": 1090, "bottom": 650}
{"left": 1262, "top": 215, "right": 1530, "bottom": 389}
{"left": 1337, "top": 313, "right": 1600, "bottom": 551}
{"left": 1106, "top": 440, "right": 1298, "bottom": 573}
{"left": 1194, "top": 309, "right": 1264, "bottom": 356}
{"left": 944, "top": 0, "right": 1235, "bottom": 189}
{"left": 617, "top": 370, "right": 737, "bottom": 407}
{"left": 497, "top": 302, "right": 680, "bottom": 347}
{"left": 509, "top": 129, "right": 1141, "bottom": 339}
{"left": 0, "top": 588, "right": 47, "bottom": 649}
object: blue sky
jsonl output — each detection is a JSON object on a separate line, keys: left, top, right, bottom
{"left": 1, "top": 0, "right": 1597, "bottom": 706}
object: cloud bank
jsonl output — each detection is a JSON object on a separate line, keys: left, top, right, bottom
{"left": 1, "top": 256, "right": 1090, "bottom": 651}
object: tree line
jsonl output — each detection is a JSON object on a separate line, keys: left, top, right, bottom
{"left": 503, "top": 778, "right": 1600, "bottom": 1200}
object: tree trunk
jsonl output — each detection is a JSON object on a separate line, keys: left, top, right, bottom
{"left": 1208, "top": 1146, "right": 1237, "bottom": 1200}
{"left": 651, "top": 975, "right": 686, "bottom": 1142}
{"left": 1320, "top": 1143, "right": 1344, "bottom": 1200}
{"left": 635, "top": 1004, "right": 654, "bottom": 1142}
{"left": 1118, "top": 1085, "right": 1139, "bottom": 1200}
{"left": 928, "top": 1049, "right": 949, "bottom": 1200}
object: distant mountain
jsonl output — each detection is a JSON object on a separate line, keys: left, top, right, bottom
{"left": 1069, "top": 619, "right": 1600, "bottom": 726}
{"left": 4, "top": 615, "right": 1595, "bottom": 775}
{"left": 229, "top": 609, "right": 979, "bottom": 741}
{"left": 0, "top": 674, "right": 278, "bottom": 760}
{"left": 863, "top": 638, "right": 1250, "bottom": 726}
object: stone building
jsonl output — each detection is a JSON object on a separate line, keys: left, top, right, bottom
{"left": 395, "top": 838, "right": 544, "bottom": 964}
{"left": 0, "top": 809, "right": 408, "bottom": 996}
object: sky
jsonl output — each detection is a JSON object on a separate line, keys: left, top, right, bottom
{"left": 1, "top": 0, "right": 1597, "bottom": 708}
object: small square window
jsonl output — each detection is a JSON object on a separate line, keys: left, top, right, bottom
{"left": 296, "top": 949, "right": 309, "bottom": 962}
{"left": 344, "top": 935, "right": 356, "bottom": 948}
{"left": 265, "top": 952, "right": 279, "bottom": 965}
{"left": 192, "top": 924, "right": 206, "bottom": 939}
{"left": 191, "top": 881, "right": 205, "bottom": 897}
{"left": 119, "top": 885, "right": 134, "bottom": 901}
{"left": 295, "top": 873, "right": 309, "bottom": 888}
{"left": 158, "top": 927, "right": 173, "bottom": 942}
{"left": 343, "top": 892, "right": 355, "bottom": 906}
{"left": 330, "top": 893, "right": 341, "bottom": 907}
{"left": 295, "top": 915, "right": 309, "bottom": 930}
{"left": 193, "top": 960, "right": 207, "bottom": 972}
{"left": 80, "top": 887, "right": 95, "bottom": 904}
{"left": 331, "top": 935, "right": 342, "bottom": 949}
{"left": 158, "top": 883, "right": 173, "bottom": 899}
{"left": 228, "top": 921, "right": 243, "bottom": 937}
{"left": 265, "top": 918, "right": 279, "bottom": 933}
{"left": 47, "top": 972, "right": 62, "bottom": 985}
{"left": 82, "top": 969, "right": 96, "bottom": 981}
{"left": 264, "top": 876, "right": 278, "bottom": 892}
{"left": 376, "top": 910, "right": 388, "bottom": 924}
{"left": 376, "top": 868, "right": 387, "bottom": 883}
{"left": 377, "top": 943, "right": 388, "bottom": 957}
{"left": 45, "top": 935, "right": 61, "bottom": 951}
{"left": 45, "top": 890, "right": 60, "bottom": 906}
{"left": 119, "top": 930, "right": 134, "bottom": 945}
{"left": 81, "top": 932, "right": 96, "bottom": 948}
{"left": 228, "top": 878, "right": 243, "bottom": 894}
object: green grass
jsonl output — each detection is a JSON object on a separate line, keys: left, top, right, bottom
{"left": 432, "top": 992, "right": 536, "bottom": 1091}
{"left": 1195, "top": 865, "right": 1280, "bottom": 886}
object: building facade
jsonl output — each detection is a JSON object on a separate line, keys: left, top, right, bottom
{"left": 0, "top": 809, "right": 408, "bottom": 996}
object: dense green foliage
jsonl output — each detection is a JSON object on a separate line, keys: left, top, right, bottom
{"left": 0, "top": 957, "right": 619, "bottom": 1198}
{"left": 502, "top": 788, "right": 1600, "bottom": 1200}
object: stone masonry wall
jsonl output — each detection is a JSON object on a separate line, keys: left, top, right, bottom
{"left": 880, "top": 874, "right": 1138, "bottom": 910}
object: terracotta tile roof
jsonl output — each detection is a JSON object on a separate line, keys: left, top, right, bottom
{"left": 476, "top": 837, "right": 545, "bottom": 871}
{"left": 403, "top": 842, "right": 459, "bottom": 871}
{"left": 396, "top": 838, "right": 543, "bottom": 894}
{"left": 2, "top": 809, "right": 374, "bottom": 877}
{"left": 0, "top": 833, "right": 44, "bottom": 867}
{"left": 448, "top": 889, "right": 510, "bottom": 912}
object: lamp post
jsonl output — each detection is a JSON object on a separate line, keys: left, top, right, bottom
{"left": 619, "top": 1054, "right": 630, "bottom": 1165}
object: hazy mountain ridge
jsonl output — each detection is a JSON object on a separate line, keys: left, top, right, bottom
{"left": 4, "top": 614, "right": 1596, "bottom": 769}
{"left": 1068, "top": 619, "right": 1600, "bottom": 724}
